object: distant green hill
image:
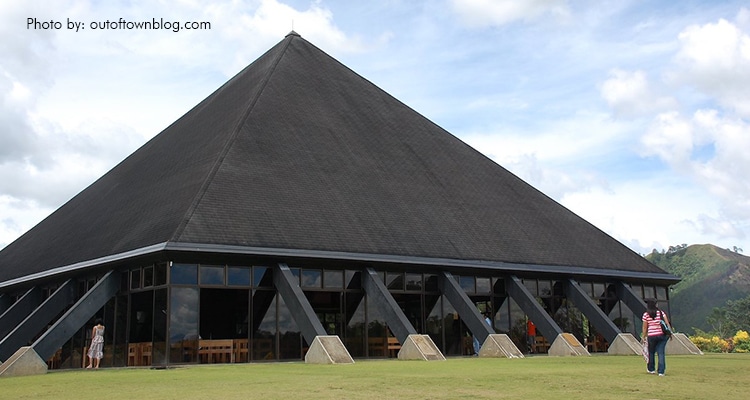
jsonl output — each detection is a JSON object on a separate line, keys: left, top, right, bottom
{"left": 646, "top": 244, "right": 750, "bottom": 334}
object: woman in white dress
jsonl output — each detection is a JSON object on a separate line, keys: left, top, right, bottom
{"left": 86, "top": 318, "right": 105, "bottom": 369}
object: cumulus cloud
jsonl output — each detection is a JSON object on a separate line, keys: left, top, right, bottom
{"left": 600, "top": 69, "right": 676, "bottom": 117}
{"left": 448, "top": 0, "right": 569, "bottom": 28}
{"left": 671, "top": 15, "right": 750, "bottom": 117}
{"left": 641, "top": 109, "right": 749, "bottom": 238}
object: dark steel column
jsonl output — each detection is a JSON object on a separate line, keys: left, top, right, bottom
{"left": 506, "top": 275, "right": 562, "bottom": 342}
{"left": 273, "top": 263, "right": 327, "bottom": 345}
{"left": 439, "top": 271, "right": 493, "bottom": 343}
{"left": 361, "top": 268, "right": 416, "bottom": 344}
{"left": 32, "top": 271, "right": 120, "bottom": 361}
{"left": 565, "top": 279, "right": 621, "bottom": 343}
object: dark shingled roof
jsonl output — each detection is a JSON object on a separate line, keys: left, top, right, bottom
{"left": 0, "top": 33, "right": 669, "bottom": 285}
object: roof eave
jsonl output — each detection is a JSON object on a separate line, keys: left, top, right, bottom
{"left": 0, "top": 241, "right": 680, "bottom": 290}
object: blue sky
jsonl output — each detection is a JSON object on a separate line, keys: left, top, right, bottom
{"left": 1, "top": 0, "right": 749, "bottom": 256}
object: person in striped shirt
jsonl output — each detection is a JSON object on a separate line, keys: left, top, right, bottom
{"left": 641, "top": 299, "right": 672, "bottom": 376}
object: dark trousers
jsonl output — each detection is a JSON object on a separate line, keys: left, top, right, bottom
{"left": 647, "top": 334, "right": 668, "bottom": 374}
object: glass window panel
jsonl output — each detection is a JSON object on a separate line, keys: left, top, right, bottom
{"left": 538, "top": 280, "right": 551, "bottom": 297}
{"left": 171, "top": 264, "right": 198, "bottom": 285}
{"left": 656, "top": 286, "right": 668, "bottom": 300}
{"left": 593, "top": 283, "right": 606, "bottom": 299}
{"left": 523, "top": 279, "right": 537, "bottom": 296}
{"left": 120, "top": 271, "right": 129, "bottom": 292}
{"left": 227, "top": 266, "right": 251, "bottom": 286}
{"left": 253, "top": 266, "right": 272, "bottom": 287}
{"left": 253, "top": 292, "right": 277, "bottom": 360}
{"left": 152, "top": 288, "right": 168, "bottom": 365}
{"left": 200, "top": 265, "right": 225, "bottom": 285}
{"left": 386, "top": 272, "right": 404, "bottom": 291}
{"left": 130, "top": 269, "right": 141, "bottom": 290}
{"left": 644, "top": 285, "right": 656, "bottom": 300}
{"left": 424, "top": 274, "right": 438, "bottom": 292}
{"left": 323, "top": 270, "right": 343, "bottom": 289}
{"left": 459, "top": 276, "right": 475, "bottom": 293}
{"left": 345, "top": 295, "right": 365, "bottom": 357}
{"left": 169, "top": 287, "right": 199, "bottom": 364}
{"left": 301, "top": 269, "right": 322, "bottom": 288}
{"left": 143, "top": 266, "right": 154, "bottom": 288}
{"left": 345, "top": 270, "right": 360, "bottom": 290}
{"left": 476, "top": 277, "right": 491, "bottom": 293}
{"left": 492, "top": 277, "right": 506, "bottom": 296}
{"left": 154, "top": 263, "right": 168, "bottom": 286}
{"left": 405, "top": 273, "right": 422, "bottom": 291}
{"left": 278, "top": 296, "right": 301, "bottom": 360}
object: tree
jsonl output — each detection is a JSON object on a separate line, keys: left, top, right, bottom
{"left": 706, "top": 307, "right": 732, "bottom": 338}
{"left": 704, "top": 295, "right": 750, "bottom": 336}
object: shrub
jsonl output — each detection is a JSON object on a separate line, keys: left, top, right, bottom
{"left": 733, "top": 330, "right": 750, "bottom": 353}
{"left": 689, "top": 334, "right": 730, "bottom": 352}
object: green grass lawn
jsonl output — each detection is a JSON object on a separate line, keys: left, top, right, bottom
{"left": 3, "top": 354, "right": 747, "bottom": 399}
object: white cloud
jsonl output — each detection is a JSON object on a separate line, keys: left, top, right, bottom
{"left": 600, "top": 69, "right": 676, "bottom": 117}
{"left": 671, "top": 16, "right": 750, "bottom": 117}
{"left": 641, "top": 109, "right": 750, "bottom": 240}
{"left": 448, "top": 0, "right": 570, "bottom": 27}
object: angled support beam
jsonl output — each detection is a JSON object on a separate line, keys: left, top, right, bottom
{"left": 506, "top": 275, "right": 562, "bottom": 343}
{"left": 614, "top": 281, "right": 647, "bottom": 339}
{"left": 0, "top": 294, "right": 11, "bottom": 316}
{"left": 439, "top": 271, "right": 493, "bottom": 343}
{"left": 0, "top": 287, "right": 42, "bottom": 342}
{"left": 32, "top": 271, "right": 120, "bottom": 361}
{"left": 564, "top": 279, "right": 621, "bottom": 344}
{"left": 362, "top": 268, "right": 417, "bottom": 344}
{"left": 0, "top": 280, "right": 75, "bottom": 361}
{"left": 273, "top": 263, "right": 327, "bottom": 345}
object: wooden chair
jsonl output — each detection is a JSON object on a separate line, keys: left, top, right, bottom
{"left": 140, "top": 342, "right": 152, "bottom": 366}
{"left": 234, "top": 339, "right": 249, "bottom": 363}
{"left": 128, "top": 343, "right": 140, "bottom": 366}
{"left": 47, "top": 349, "right": 62, "bottom": 370}
{"left": 199, "top": 339, "right": 235, "bottom": 363}
{"left": 387, "top": 336, "right": 401, "bottom": 357}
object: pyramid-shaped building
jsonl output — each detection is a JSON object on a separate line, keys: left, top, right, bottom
{"left": 0, "top": 33, "right": 677, "bottom": 370}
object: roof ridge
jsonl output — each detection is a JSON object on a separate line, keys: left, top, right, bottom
{"left": 170, "top": 34, "right": 298, "bottom": 241}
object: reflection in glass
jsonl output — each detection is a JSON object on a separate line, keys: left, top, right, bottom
{"left": 459, "top": 276, "right": 475, "bottom": 293}
{"left": 153, "top": 288, "right": 168, "bottom": 365}
{"left": 644, "top": 285, "right": 656, "bottom": 300}
{"left": 227, "top": 266, "right": 251, "bottom": 286}
{"left": 425, "top": 295, "right": 442, "bottom": 352}
{"left": 171, "top": 264, "right": 198, "bottom": 285}
{"left": 200, "top": 265, "right": 225, "bottom": 285}
{"left": 301, "top": 269, "right": 322, "bottom": 288}
{"left": 323, "top": 270, "right": 343, "bottom": 289}
{"left": 405, "top": 273, "right": 422, "bottom": 291}
{"left": 386, "top": 272, "right": 403, "bottom": 290}
{"left": 345, "top": 295, "right": 365, "bottom": 357}
{"left": 253, "top": 266, "right": 272, "bottom": 287}
{"left": 169, "top": 287, "right": 199, "bottom": 363}
{"left": 254, "top": 292, "right": 277, "bottom": 360}
{"left": 476, "top": 277, "right": 491, "bottom": 293}
{"left": 278, "top": 296, "right": 301, "bottom": 359}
